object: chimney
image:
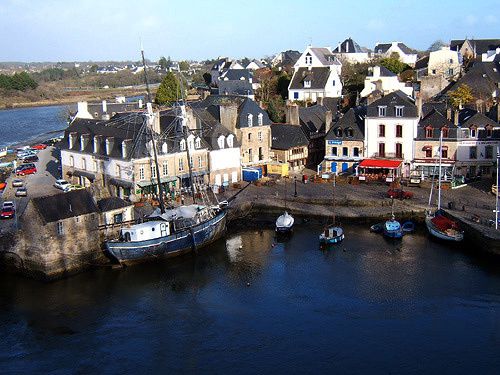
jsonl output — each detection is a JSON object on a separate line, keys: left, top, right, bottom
{"left": 373, "top": 66, "right": 381, "bottom": 77}
{"left": 454, "top": 109, "right": 459, "bottom": 126}
{"left": 338, "top": 42, "right": 341, "bottom": 52}
{"left": 76, "top": 101, "right": 93, "bottom": 119}
{"left": 346, "top": 41, "right": 349, "bottom": 53}
{"left": 317, "top": 96, "right": 324, "bottom": 106}
{"left": 286, "top": 102, "right": 300, "bottom": 125}
{"left": 102, "top": 100, "right": 107, "bottom": 113}
{"left": 219, "top": 104, "right": 239, "bottom": 133}
{"left": 325, "top": 110, "right": 333, "bottom": 134}
{"left": 416, "top": 94, "right": 423, "bottom": 118}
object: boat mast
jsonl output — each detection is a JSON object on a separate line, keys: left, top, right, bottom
{"left": 178, "top": 103, "right": 197, "bottom": 204}
{"left": 437, "top": 129, "right": 443, "bottom": 211}
{"left": 332, "top": 174, "right": 336, "bottom": 225}
{"left": 141, "top": 44, "right": 165, "bottom": 214}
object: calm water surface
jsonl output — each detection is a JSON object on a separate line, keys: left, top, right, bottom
{"left": 0, "top": 224, "right": 499, "bottom": 374}
{"left": 0, "top": 105, "right": 69, "bottom": 148}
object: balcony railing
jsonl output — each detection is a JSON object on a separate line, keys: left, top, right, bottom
{"left": 370, "top": 152, "right": 404, "bottom": 159}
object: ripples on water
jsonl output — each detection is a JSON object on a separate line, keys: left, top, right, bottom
{"left": 0, "top": 224, "right": 499, "bottom": 374}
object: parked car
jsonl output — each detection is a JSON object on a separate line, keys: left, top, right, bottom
{"left": 0, "top": 182, "right": 5, "bottom": 191}
{"left": 1, "top": 201, "right": 15, "bottom": 219}
{"left": 54, "top": 179, "right": 71, "bottom": 191}
{"left": 21, "top": 155, "right": 39, "bottom": 163}
{"left": 67, "top": 184, "right": 84, "bottom": 191}
{"left": 15, "top": 187, "right": 27, "bottom": 197}
{"left": 32, "top": 144, "right": 48, "bottom": 150}
{"left": 15, "top": 164, "right": 37, "bottom": 176}
{"left": 387, "top": 188, "right": 414, "bottom": 199}
{"left": 17, "top": 150, "right": 37, "bottom": 159}
{"left": 12, "top": 179, "right": 23, "bottom": 187}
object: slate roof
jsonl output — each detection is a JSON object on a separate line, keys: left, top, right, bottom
{"left": 299, "top": 105, "right": 329, "bottom": 139}
{"left": 332, "top": 38, "right": 365, "bottom": 53}
{"left": 448, "top": 61, "right": 500, "bottom": 98}
{"left": 279, "top": 50, "right": 301, "bottom": 66}
{"left": 414, "top": 56, "right": 430, "bottom": 70}
{"left": 218, "top": 79, "right": 254, "bottom": 96}
{"left": 422, "top": 101, "right": 448, "bottom": 117}
{"left": 375, "top": 42, "right": 414, "bottom": 55}
{"left": 450, "top": 39, "right": 500, "bottom": 54}
{"left": 289, "top": 67, "right": 332, "bottom": 90}
{"left": 271, "top": 124, "right": 309, "bottom": 150}
{"left": 325, "top": 107, "right": 366, "bottom": 141}
{"left": 33, "top": 190, "right": 99, "bottom": 224}
{"left": 219, "top": 69, "right": 252, "bottom": 81}
{"left": 368, "top": 66, "right": 396, "bottom": 77}
{"left": 309, "top": 48, "right": 341, "bottom": 66}
{"left": 419, "top": 108, "right": 454, "bottom": 129}
{"left": 366, "top": 90, "right": 418, "bottom": 118}
{"left": 61, "top": 113, "right": 149, "bottom": 160}
{"left": 97, "top": 197, "right": 133, "bottom": 212}
{"left": 460, "top": 110, "right": 499, "bottom": 128}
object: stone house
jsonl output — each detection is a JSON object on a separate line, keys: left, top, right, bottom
{"left": 288, "top": 46, "right": 343, "bottom": 101}
{"left": 322, "top": 107, "right": 366, "bottom": 175}
{"left": 450, "top": 39, "right": 500, "bottom": 60}
{"left": 373, "top": 41, "right": 418, "bottom": 66}
{"left": 364, "top": 91, "right": 419, "bottom": 178}
{"left": 270, "top": 123, "right": 309, "bottom": 170}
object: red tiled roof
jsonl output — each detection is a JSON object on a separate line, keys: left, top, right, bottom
{"left": 358, "top": 159, "right": 402, "bottom": 169}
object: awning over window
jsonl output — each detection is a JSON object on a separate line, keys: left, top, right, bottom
{"left": 358, "top": 159, "right": 402, "bottom": 169}
{"left": 137, "top": 176, "right": 177, "bottom": 188}
{"left": 422, "top": 145, "right": 432, "bottom": 151}
{"left": 109, "top": 178, "right": 134, "bottom": 189}
{"left": 72, "top": 169, "right": 95, "bottom": 181}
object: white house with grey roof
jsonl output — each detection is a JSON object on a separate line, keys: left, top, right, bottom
{"left": 360, "top": 66, "right": 413, "bottom": 98}
{"left": 374, "top": 42, "right": 418, "bottom": 66}
{"left": 332, "top": 38, "right": 372, "bottom": 63}
{"left": 288, "top": 46, "right": 343, "bottom": 101}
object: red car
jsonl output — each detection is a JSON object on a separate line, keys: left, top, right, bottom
{"left": 1, "top": 202, "right": 15, "bottom": 219}
{"left": 15, "top": 164, "right": 37, "bottom": 176}
{"left": 387, "top": 188, "right": 414, "bottom": 199}
{"left": 32, "top": 144, "right": 47, "bottom": 150}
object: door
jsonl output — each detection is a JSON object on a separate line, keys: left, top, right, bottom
{"left": 215, "top": 174, "right": 222, "bottom": 186}
{"left": 330, "top": 162, "right": 337, "bottom": 173}
{"left": 342, "top": 162, "right": 348, "bottom": 172}
{"left": 231, "top": 171, "right": 238, "bottom": 183}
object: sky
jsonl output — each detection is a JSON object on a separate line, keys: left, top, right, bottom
{"left": 0, "top": 0, "right": 498, "bottom": 62}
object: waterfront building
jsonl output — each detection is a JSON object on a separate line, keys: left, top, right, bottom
{"left": 364, "top": 91, "right": 419, "bottom": 178}
{"left": 288, "top": 46, "right": 343, "bottom": 102}
{"left": 72, "top": 99, "right": 144, "bottom": 121}
{"left": 332, "top": 37, "right": 372, "bottom": 64}
{"left": 270, "top": 123, "right": 309, "bottom": 170}
{"left": 322, "top": 107, "right": 366, "bottom": 175}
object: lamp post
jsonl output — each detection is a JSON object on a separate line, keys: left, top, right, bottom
{"left": 294, "top": 175, "right": 297, "bottom": 197}
{"left": 496, "top": 145, "right": 499, "bottom": 230}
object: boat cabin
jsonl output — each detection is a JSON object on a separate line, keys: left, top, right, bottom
{"left": 120, "top": 221, "right": 170, "bottom": 242}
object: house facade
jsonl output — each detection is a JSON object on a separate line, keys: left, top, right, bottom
{"left": 360, "top": 66, "right": 413, "bottom": 98}
{"left": 288, "top": 46, "right": 343, "bottom": 101}
{"left": 365, "top": 91, "right": 419, "bottom": 177}
{"left": 427, "top": 46, "right": 463, "bottom": 79}
{"left": 374, "top": 42, "right": 418, "bottom": 66}
{"left": 332, "top": 38, "right": 371, "bottom": 63}
{"left": 271, "top": 123, "right": 309, "bottom": 170}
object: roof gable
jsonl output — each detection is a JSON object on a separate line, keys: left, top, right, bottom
{"left": 271, "top": 124, "right": 309, "bottom": 150}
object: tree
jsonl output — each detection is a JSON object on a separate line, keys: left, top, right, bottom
{"left": 379, "top": 53, "right": 410, "bottom": 75}
{"left": 267, "top": 96, "right": 285, "bottom": 123}
{"left": 427, "top": 40, "right": 447, "bottom": 52}
{"left": 158, "top": 56, "right": 168, "bottom": 70}
{"left": 202, "top": 72, "right": 212, "bottom": 86}
{"left": 240, "top": 57, "right": 251, "bottom": 67}
{"left": 155, "top": 72, "right": 183, "bottom": 105}
{"left": 276, "top": 72, "right": 291, "bottom": 99}
{"left": 449, "top": 84, "right": 473, "bottom": 109}
{"left": 179, "top": 61, "right": 190, "bottom": 71}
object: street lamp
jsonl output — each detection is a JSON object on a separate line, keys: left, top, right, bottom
{"left": 294, "top": 175, "right": 297, "bottom": 197}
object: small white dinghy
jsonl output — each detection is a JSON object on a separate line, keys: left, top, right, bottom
{"left": 276, "top": 211, "right": 294, "bottom": 233}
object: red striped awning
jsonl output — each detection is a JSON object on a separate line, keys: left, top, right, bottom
{"left": 358, "top": 159, "right": 402, "bottom": 169}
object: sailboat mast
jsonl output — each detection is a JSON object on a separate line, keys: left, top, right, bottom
{"left": 141, "top": 44, "right": 152, "bottom": 104}
{"left": 147, "top": 104, "right": 166, "bottom": 214}
{"left": 332, "top": 174, "right": 336, "bottom": 225}
{"left": 437, "top": 129, "right": 443, "bottom": 211}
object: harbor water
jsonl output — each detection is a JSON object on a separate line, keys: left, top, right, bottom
{"left": 1, "top": 223, "right": 499, "bottom": 374}
{"left": 0, "top": 105, "right": 69, "bottom": 149}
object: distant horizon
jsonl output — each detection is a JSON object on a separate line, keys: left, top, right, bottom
{"left": 0, "top": 0, "right": 497, "bottom": 63}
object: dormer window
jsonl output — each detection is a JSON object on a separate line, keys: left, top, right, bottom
{"left": 227, "top": 134, "right": 234, "bottom": 148}
{"left": 121, "top": 141, "right": 127, "bottom": 158}
{"left": 304, "top": 79, "right": 311, "bottom": 88}
{"left": 180, "top": 139, "right": 186, "bottom": 151}
{"left": 305, "top": 52, "right": 312, "bottom": 65}
{"left": 334, "top": 128, "right": 342, "bottom": 137}
{"left": 442, "top": 127, "right": 449, "bottom": 138}
{"left": 195, "top": 137, "right": 201, "bottom": 149}
{"left": 247, "top": 114, "right": 253, "bottom": 127}
{"left": 470, "top": 126, "right": 477, "bottom": 138}
{"left": 395, "top": 106, "right": 404, "bottom": 117}
{"left": 378, "top": 106, "right": 387, "bottom": 117}
{"left": 258, "top": 113, "right": 263, "bottom": 126}
{"left": 162, "top": 142, "right": 168, "bottom": 154}
{"left": 486, "top": 126, "right": 493, "bottom": 137}
{"left": 217, "top": 135, "right": 225, "bottom": 149}
{"left": 93, "top": 136, "right": 100, "bottom": 153}
{"left": 425, "top": 127, "right": 433, "bottom": 138}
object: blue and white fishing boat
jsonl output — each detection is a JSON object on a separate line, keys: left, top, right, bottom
{"left": 383, "top": 215, "right": 403, "bottom": 238}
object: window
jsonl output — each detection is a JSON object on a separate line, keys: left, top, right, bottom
{"left": 396, "top": 125, "right": 403, "bottom": 138}
{"left": 442, "top": 127, "right": 449, "bottom": 138}
{"left": 378, "top": 124, "right": 385, "bottom": 137}
{"left": 378, "top": 143, "right": 385, "bottom": 157}
{"left": 69, "top": 155, "right": 74, "bottom": 167}
{"left": 486, "top": 127, "right": 493, "bottom": 137}
{"left": 114, "top": 213, "right": 123, "bottom": 224}
{"left": 469, "top": 146, "right": 477, "bottom": 159}
{"left": 179, "top": 159, "right": 184, "bottom": 171}
{"left": 345, "top": 128, "right": 353, "bottom": 137}
{"left": 93, "top": 160, "right": 98, "bottom": 172}
{"left": 378, "top": 106, "right": 386, "bottom": 117}
{"left": 247, "top": 114, "right": 253, "bottom": 127}
{"left": 334, "top": 128, "right": 342, "bottom": 137}
{"left": 115, "top": 165, "right": 121, "bottom": 177}
{"left": 248, "top": 133, "right": 252, "bottom": 141}
{"left": 395, "top": 106, "right": 404, "bottom": 117}
{"left": 195, "top": 138, "right": 201, "bottom": 149}
{"left": 426, "top": 127, "right": 433, "bottom": 138}
{"left": 189, "top": 156, "right": 193, "bottom": 168}
{"left": 188, "top": 139, "right": 194, "bottom": 150}
{"left": 441, "top": 147, "right": 448, "bottom": 159}
{"left": 332, "top": 146, "right": 338, "bottom": 156}
{"left": 151, "top": 165, "right": 156, "bottom": 178}
{"left": 198, "top": 156, "right": 203, "bottom": 168}
{"left": 81, "top": 158, "right": 86, "bottom": 170}
{"left": 259, "top": 147, "right": 264, "bottom": 161}
{"left": 353, "top": 147, "right": 359, "bottom": 157}
{"left": 332, "top": 80, "right": 335, "bottom": 86}
{"left": 431, "top": 69, "right": 436, "bottom": 74}
{"left": 425, "top": 149, "right": 432, "bottom": 158}
{"left": 294, "top": 92, "right": 299, "bottom": 99}
{"left": 470, "top": 127, "right": 477, "bottom": 138}
{"left": 180, "top": 139, "right": 186, "bottom": 151}
{"left": 485, "top": 146, "right": 493, "bottom": 159}
{"left": 258, "top": 113, "right": 263, "bottom": 126}
{"left": 218, "top": 135, "right": 225, "bottom": 149}
{"left": 258, "top": 131, "right": 263, "bottom": 142}
{"left": 248, "top": 148, "right": 253, "bottom": 161}
{"left": 162, "top": 162, "right": 168, "bottom": 176}
{"left": 396, "top": 143, "right": 403, "bottom": 158}
{"left": 162, "top": 143, "right": 168, "bottom": 154}
{"left": 139, "top": 166, "right": 145, "bottom": 180}
{"left": 449, "top": 58, "right": 453, "bottom": 63}
{"left": 57, "top": 222, "right": 63, "bottom": 236}
{"left": 227, "top": 135, "right": 234, "bottom": 148}
{"left": 304, "top": 80, "right": 311, "bottom": 88}
{"left": 305, "top": 53, "right": 312, "bottom": 65}
{"left": 342, "top": 147, "right": 348, "bottom": 156}
{"left": 448, "top": 68, "right": 454, "bottom": 76}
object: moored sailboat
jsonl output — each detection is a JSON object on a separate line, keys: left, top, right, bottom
{"left": 319, "top": 175, "right": 344, "bottom": 245}
{"left": 276, "top": 179, "right": 294, "bottom": 233}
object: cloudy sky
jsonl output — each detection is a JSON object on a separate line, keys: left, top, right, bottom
{"left": 0, "top": 0, "right": 497, "bottom": 62}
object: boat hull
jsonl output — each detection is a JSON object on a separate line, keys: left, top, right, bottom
{"left": 425, "top": 215, "right": 464, "bottom": 242}
{"left": 105, "top": 210, "right": 227, "bottom": 265}
{"left": 383, "top": 229, "right": 403, "bottom": 239}
{"left": 319, "top": 233, "right": 344, "bottom": 245}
